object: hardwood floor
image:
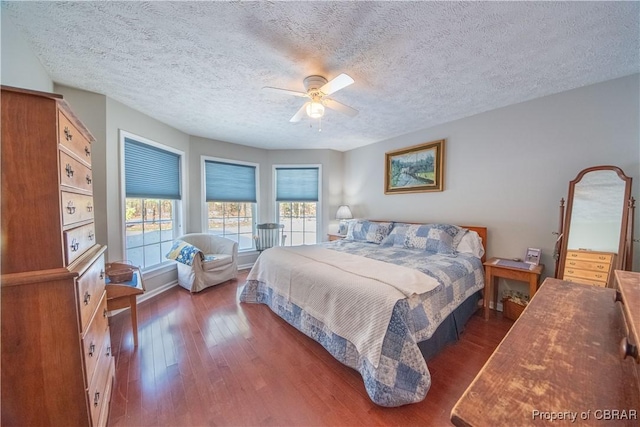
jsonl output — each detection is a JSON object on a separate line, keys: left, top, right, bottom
{"left": 107, "top": 270, "right": 513, "bottom": 427}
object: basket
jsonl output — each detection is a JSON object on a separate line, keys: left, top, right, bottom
{"left": 502, "top": 298, "right": 526, "bottom": 321}
{"left": 106, "top": 261, "right": 136, "bottom": 283}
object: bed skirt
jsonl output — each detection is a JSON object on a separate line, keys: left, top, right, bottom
{"left": 418, "top": 291, "right": 481, "bottom": 360}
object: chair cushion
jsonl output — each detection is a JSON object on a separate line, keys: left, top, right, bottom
{"left": 202, "top": 254, "right": 233, "bottom": 271}
{"left": 165, "top": 240, "right": 202, "bottom": 266}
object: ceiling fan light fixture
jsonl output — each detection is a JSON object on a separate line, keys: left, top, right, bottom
{"left": 306, "top": 101, "right": 325, "bottom": 119}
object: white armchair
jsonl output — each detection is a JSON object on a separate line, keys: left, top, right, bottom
{"left": 175, "top": 233, "right": 238, "bottom": 293}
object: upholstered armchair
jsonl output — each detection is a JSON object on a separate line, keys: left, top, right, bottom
{"left": 170, "top": 233, "right": 238, "bottom": 293}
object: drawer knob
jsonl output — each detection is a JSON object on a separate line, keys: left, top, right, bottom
{"left": 597, "top": 265, "right": 604, "bottom": 270}
{"left": 103, "top": 308, "right": 108, "bottom": 318}
{"left": 70, "top": 238, "right": 80, "bottom": 252}
{"left": 64, "top": 126, "right": 73, "bottom": 141}
{"left": 599, "top": 256, "right": 606, "bottom": 260}
{"left": 620, "top": 337, "right": 639, "bottom": 362}
{"left": 595, "top": 274, "right": 603, "bottom": 279}
{"left": 66, "top": 202, "right": 76, "bottom": 215}
{"left": 88, "top": 342, "right": 95, "bottom": 357}
{"left": 88, "top": 232, "right": 94, "bottom": 241}
{"left": 85, "top": 146, "right": 91, "bottom": 157}
{"left": 83, "top": 291, "right": 91, "bottom": 306}
{"left": 65, "top": 163, "right": 74, "bottom": 178}
{"left": 94, "top": 391, "right": 100, "bottom": 407}
{"left": 569, "top": 261, "right": 576, "bottom": 266}
{"left": 106, "top": 345, "right": 111, "bottom": 356}
{"left": 99, "top": 269, "right": 105, "bottom": 280}
{"left": 86, "top": 174, "right": 92, "bottom": 185}
{"left": 87, "top": 203, "right": 93, "bottom": 212}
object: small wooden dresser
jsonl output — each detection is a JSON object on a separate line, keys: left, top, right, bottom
{"left": 451, "top": 276, "right": 640, "bottom": 426}
{"left": 562, "top": 249, "right": 616, "bottom": 287}
{"left": 1, "top": 86, "right": 114, "bottom": 426}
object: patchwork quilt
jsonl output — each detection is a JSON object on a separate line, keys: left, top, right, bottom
{"left": 239, "top": 241, "right": 484, "bottom": 406}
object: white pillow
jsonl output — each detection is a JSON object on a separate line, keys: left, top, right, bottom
{"left": 456, "top": 230, "right": 485, "bottom": 259}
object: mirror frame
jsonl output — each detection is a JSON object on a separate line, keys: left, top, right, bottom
{"left": 557, "top": 165, "right": 633, "bottom": 280}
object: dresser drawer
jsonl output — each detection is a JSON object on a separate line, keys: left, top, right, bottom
{"left": 58, "top": 109, "right": 92, "bottom": 167}
{"left": 87, "top": 341, "right": 114, "bottom": 427}
{"left": 77, "top": 254, "right": 106, "bottom": 331}
{"left": 95, "top": 357, "right": 114, "bottom": 427}
{"left": 563, "top": 275, "right": 608, "bottom": 287}
{"left": 64, "top": 223, "right": 96, "bottom": 265}
{"left": 82, "top": 291, "right": 109, "bottom": 387}
{"left": 566, "top": 250, "right": 613, "bottom": 263}
{"left": 564, "top": 258, "right": 611, "bottom": 273}
{"left": 564, "top": 267, "right": 609, "bottom": 283}
{"left": 60, "top": 151, "right": 93, "bottom": 193}
{"left": 61, "top": 191, "right": 94, "bottom": 226}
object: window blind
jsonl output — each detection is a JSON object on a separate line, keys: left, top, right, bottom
{"left": 205, "top": 160, "right": 257, "bottom": 202}
{"left": 276, "top": 167, "right": 319, "bottom": 202}
{"left": 124, "top": 137, "right": 181, "bottom": 199}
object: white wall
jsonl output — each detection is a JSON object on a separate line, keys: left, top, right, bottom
{"left": 1, "top": 13, "right": 52, "bottom": 92}
{"left": 344, "top": 74, "right": 640, "bottom": 298}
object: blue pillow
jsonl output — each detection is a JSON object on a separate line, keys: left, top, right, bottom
{"left": 165, "top": 240, "right": 202, "bottom": 266}
{"left": 381, "top": 223, "right": 466, "bottom": 255}
{"left": 346, "top": 220, "right": 393, "bottom": 244}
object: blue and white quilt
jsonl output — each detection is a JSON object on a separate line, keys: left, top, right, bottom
{"left": 239, "top": 240, "right": 484, "bottom": 406}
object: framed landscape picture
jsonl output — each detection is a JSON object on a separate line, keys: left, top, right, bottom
{"left": 385, "top": 139, "right": 445, "bottom": 194}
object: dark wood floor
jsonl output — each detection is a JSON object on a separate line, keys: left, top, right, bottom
{"left": 107, "top": 270, "right": 513, "bottom": 427}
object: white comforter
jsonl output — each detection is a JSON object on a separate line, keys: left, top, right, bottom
{"left": 246, "top": 245, "right": 439, "bottom": 367}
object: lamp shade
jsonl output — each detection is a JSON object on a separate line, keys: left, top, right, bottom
{"left": 306, "top": 102, "right": 325, "bottom": 119}
{"left": 336, "top": 205, "right": 353, "bottom": 220}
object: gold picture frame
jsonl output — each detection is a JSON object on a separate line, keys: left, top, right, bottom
{"left": 385, "top": 139, "right": 445, "bottom": 194}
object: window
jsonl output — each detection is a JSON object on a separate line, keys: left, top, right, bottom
{"left": 123, "top": 133, "right": 183, "bottom": 270}
{"left": 204, "top": 158, "right": 257, "bottom": 251}
{"left": 275, "top": 166, "right": 320, "bottom": 246}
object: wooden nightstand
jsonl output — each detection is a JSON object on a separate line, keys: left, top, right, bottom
{"left": 327, "top": 233, "right": 346, "bottom": 241}
{"left": 483, "top": 257, "right": 544, "bottom": 320}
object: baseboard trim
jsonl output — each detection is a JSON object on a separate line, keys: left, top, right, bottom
{"left": 238, "top": 262, "right": 254, "bottom": 271}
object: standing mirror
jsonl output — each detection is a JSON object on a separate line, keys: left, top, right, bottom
{"left": 556, "top": 165, "right": 634, "bottom": 287}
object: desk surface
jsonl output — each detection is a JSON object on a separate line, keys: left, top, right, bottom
{"left": 484, "top": 257, "right": 544, "bottom": 276}
{"left": 106, "top": 271, "right": 144, "bottom": 299}
{"left": 452, "top": 278, "right": 640, "bottom": 426}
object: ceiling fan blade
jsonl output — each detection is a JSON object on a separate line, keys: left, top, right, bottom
{"left": 324, "top": 99, "right": 358, "bottom": 117}
{"left": 263, "top": 86, "right": 308, "bottom": 97}
{"left": 290, "top": 102, "right": 309, "bottom": 122}
{"left": 319, "top": 73, "right": 354, "bottom": 95}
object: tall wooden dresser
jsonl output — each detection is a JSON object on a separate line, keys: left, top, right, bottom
{"left": 1, "top": 86, "right": 114, "bottom": 426}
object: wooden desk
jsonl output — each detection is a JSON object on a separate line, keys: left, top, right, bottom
{"left": 106, "top": 271, "right": 145, "bottom": 347}
{"left": 451, "top": 278, "right": 640, "bottom": 426}
{"left": 483, "top": 257, "right": 544, "bottom": 320}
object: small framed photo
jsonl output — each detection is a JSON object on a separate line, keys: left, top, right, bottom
{"left": 525, "top": 248, "right": 541, "bottom": 265}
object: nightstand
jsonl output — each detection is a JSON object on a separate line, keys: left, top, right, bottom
{"left": 483, "top": 257, "right": 544, "bottom": 320}
{"left": 327, "top": 233, "right": 346, "bottom": 241}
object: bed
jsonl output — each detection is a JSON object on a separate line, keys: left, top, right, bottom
{"left": 239, "top": 220, "right": 487, "bottom": 407}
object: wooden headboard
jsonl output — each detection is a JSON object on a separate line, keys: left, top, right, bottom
{"left": 369, "top": 220, "right": 488, "bottom": 263}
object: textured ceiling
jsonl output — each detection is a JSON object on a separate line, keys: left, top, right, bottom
{"left": 3, "top": 1, "right": 639, "bottom": 151}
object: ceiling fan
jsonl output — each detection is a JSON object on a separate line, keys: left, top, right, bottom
{"left": 263, "top": 73, "right": 358, "bottom": 123}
